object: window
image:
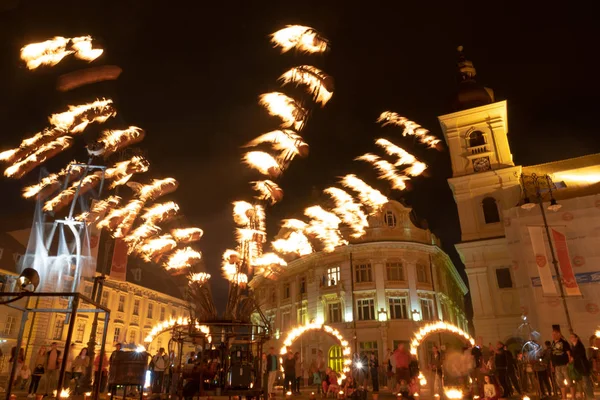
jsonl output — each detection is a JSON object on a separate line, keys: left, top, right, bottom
{"left": 118, "top": 295, "right": 125, "bottom": 312}
{"left": 160, "top": 307, "right": 165, "bottom": 321}
{"left": 53, "top": 316, "right": 65, "bottom": 340}
{"left": 113, "top": 327, "right": 121, "bottom": 344}
{"left": 384, "top": 211, "right": 397, "bottom": 228}
{"left": 420, "top": 298, "right": 434, "bottom": 321}
{"left": 76, "top": 322, "right": 85, "bottom": 343}
{"left": 468, "top": 130, "right": 486, "bottom": 147}
{"left": 389, "top": 297, "right": 408, "bottom": 320}
{"left": 171, "top": 311, "right": 176, "bottom": 319}
{"left": 101, "top": 291, "right": 109, "bottom": 307}
{"left": 328, "top": 303, "right": 342, "bottom": 323}
{"left": 4, "top": 315, "right": 16, "bottom": 335}
{"left": 281, "top": 311, "right": 291, "bottom": 332}
{"left": 129, "top": 330, "right": 137, "bottom": 344}
{"left": 297, "top": 306, "right": 307, "bottom": 325}
{"left": 416, "top": 264, "right": 429, "bottom": 283}
{"left": 270, "top": 287, "right": 277, "bottom": 303}
{"left": 283, "top": 283, "right": 290, "bottom": 300}
{"left": 299, "top": 277, "right": 306, "bottom": 294}
{"left": 96, "top": 324, "right": 104, "bottom": 342}
{"left": 327, "top": 266, "right": 340, "bottom": 286}
{"left": 386, "top": 262, "right": 404, "bottom": 281}
{"left": 83, "top": 284, "right": 93, "bottom": 297}
{"left": 441, "top": 303, "right": 450, "bottom": 322}
{"left": 482, "top": 197, "right": 500, "bottom": 224}
{"left": 328, "top": 345, "right": 343, "bottom": 372}
{"left": 496, "top": 268, "right": 513, "bottom": 289}
{"left": 356, "top": 299, "right": 375, "bottom": 321}
{"left": 147, "top": 303, "right": 153, "bottom": 319}
{"left": 355, "top": 263, "right": 372, "bottom": 283}
{"left": 133, "top": 299, "right": 140, "bottom": 316}
{"left": 359, "top": 341, "right": 378, "bottom": 354}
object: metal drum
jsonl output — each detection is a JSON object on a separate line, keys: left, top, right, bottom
{"left": 108, "top": 351, "right": 150, "bottom": 386}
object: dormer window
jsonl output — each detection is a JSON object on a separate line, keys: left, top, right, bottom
{"left": 384, "top": 211, "right": 397, "bottom": 228}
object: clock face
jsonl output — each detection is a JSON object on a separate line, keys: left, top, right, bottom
{"left": 473, "top": 157, "right": 491, "bottom": 172}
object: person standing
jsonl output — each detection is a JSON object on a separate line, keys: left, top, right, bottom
{"left": 93, "top": 351, "right": 109, "bottom": 393}
{"left": 294, "top": 352, "right": 302, "bottom": 394}
{"left": 28, "top": 364, "right": 45, "bottom": 398}
{"left": 551, "top": 326, "right": 572, "bottom": 400}
{"left": 283, "top": 352, "right": 296, "bottom": 393}
{"left": 63, "top": 344, "right": 76, "bottom": 389}
{"left": 44, "top": 342, "right": 62, "bottom": 396}
{"left": 393, "top": 343, "right": 410, "bottom": 394}
{"left": 533, "top": 344, "right": 553, "bottom": 397}
{"left": 493, "top": 342, "right": 510, "bottom": 398}
{"left": 19, "top": 363, "right": 32, "bottom": 390}
{"left": 569, "top": 333, "right": 594, "bottom": 400}
{"left": 266, "top": 347, "right": 279, "bottom": 398}
{"left": 369, "top": 352, "right": 379, "bottom": 393}
{"left": 72, "top": 348, "right": 90, "bottom": 394}
{"left": 504, "top": 345, "right": 522, "bottom": 396}
{"left": 151, "top": 347, "right": 169, "bottom": 394}
{"left": 430, "top": 345, "right": 444, "bottom": 396}
{"left": 316, "top": 349, "right": 325, "bottom": 394}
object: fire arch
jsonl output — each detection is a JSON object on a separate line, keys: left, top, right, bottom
{"left": 409, "top": 321, "right": 474, "bottom": 357}
{"left": 143, "top": 317, "right": 211, "bottom": 345}
{"left": 279, "top": 322, "right": 351, "bottom": 384}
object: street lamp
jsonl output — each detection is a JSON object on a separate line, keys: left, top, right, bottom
{"left": 412, "top": 309, "right": 421, "bottom": 322}
{"left": 377, "top": 308, "right": 388, "bottom": 322}
{"left": 519, "top": 173, "right": 572, "bottom": 332}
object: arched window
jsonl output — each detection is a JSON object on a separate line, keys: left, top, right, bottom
{"left": 468, "top": 130, "right": 486, "bottom": 147}
{"left": 482, "top": 197, "right": 500, "bottom": 224}
{"left": 384, "top": 211, "right": 397, "bottom": 228}
{"left": 328, "top": 345, "right": 343, "bottom": 372}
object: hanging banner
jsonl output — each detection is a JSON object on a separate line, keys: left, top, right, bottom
{"left": 88, "top": 199, "right": 104, "bottom": 266}
{"left": 551, "top": 228, "right": 582, "bottom": 296}
{"left": 109, "top": 239, "right": 128, "bottom": 281}
{"left": 527, "top": 226, "right": 558, "bottom": 295}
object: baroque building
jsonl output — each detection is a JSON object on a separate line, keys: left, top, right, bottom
{"left": 250, "top": 200, "right": 468, "bottom": 373}
{"left": 439, "top": 47, "right": 600, "bottom": 345}
{"left": 0, "top": 228, "right": 190, "bottom": 377}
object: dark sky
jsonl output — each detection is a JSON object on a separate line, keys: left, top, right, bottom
{"left": 1, "top": 1, "right": 599, "bottom": 314}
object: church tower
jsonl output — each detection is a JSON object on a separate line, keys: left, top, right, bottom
{"left": 438, "top": 47, "right": 523, "bottom": 342}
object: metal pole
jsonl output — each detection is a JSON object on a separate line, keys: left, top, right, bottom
{"left": 6, "top": 311, "right": 29, "bottom": 400}
{"left": 537, "top": 193, "right": 573, "bottom": 332}
{"left": 349, "top": 251, "right": 358, "bottom": 354}
{"left": 93, "top": 311, "right": 110, "bottom": 400}
{"left": 57, "top": 296, "right": 79, "bottom": 392}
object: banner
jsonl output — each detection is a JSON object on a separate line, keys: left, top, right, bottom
{"left": 551, "top": 228, "right": 582, "bottom": 296}
{"left": 88, "top": 199, "right": 104, "bottom": 267}
{"left": 527, "top": 226, "right": 558, "bottom": 295}
{"left": 110, "top": 239, "right": 128, "bottom": 281}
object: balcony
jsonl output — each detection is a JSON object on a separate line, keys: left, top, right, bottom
{"left": 466, "top": 144, "right": 492, "bottom": 159}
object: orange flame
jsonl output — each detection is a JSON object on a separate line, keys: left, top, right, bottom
{"left": 170, "top": 227, "right": 204, "bottom": 243}
{"left": 324, "top": 187, "right": 368, "bottom": 238}
{"left": 123, "top": 222, "right": 161, "bottom": 253}
{"left": 251, "top": 180, "right": 284, "bottom": 205}
{"left": 105, "top": 156, "right": 149, "bottom": 188}
{"left": 49, "top": 99, "right": 115, "bottom": 133}
{"left": 76, "top": 196, "right": 121, "bottom": 224}
{"left": 94, "top": 126, "right": 145, "bottom": 157}
{"left": 4, "top": 137, "right": 73, "bottom": 179}
{"left": 355, "top": 153, "right": 410, "bottom": 190}
{"left": 377, "top": 112, "right": 440, "bottom": 148}
{"left": 190, "top": 272, "right": 211, "bottom": 284}
{"left": 243, "top": 151, "right": 281, "bottom": 178}
{"left": 137, "top": 234, "right": 177, "bottom": 262}
{"left": 127, "top": 178, "right": 179, "bottom": 202}
{"left": 305, "top": 206, "right": 347, "bottom": 253}
{"left": 245, "top": 130, "right": 308, "bottom": 162}
{"left": 21, "top": 36, "right": 102, "bottom": 70}
{"left": 22, "top": 162, "right": 86, "bottom": 199}
{"left": 70, "top": 36, "right": 104, "bottom": 61}
{"left": 141, "top": 201, "right": 180, "bottom": 224}
{"left": 164, "top": 247, "right": 202, "bottom": 270}
{"left": 259, "top": 93, "right": 306, "bottom": 131}
{"left": 271, "top": 25, "right": 328, "bottom": 54}
{"left": 43, "top": 172, "right": 103, "bottom": 213}
{"left": 279, "top": 66, "right": 333, "bottom": 106}
{"left": 340, "top": 174, "right": 388, "bottom": 215}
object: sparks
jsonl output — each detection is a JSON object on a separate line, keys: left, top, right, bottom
{"left": 259, "top": 93, "right": 307, "bottom": 131}
{"left": 377, "top": 112, "right": 441, "bottom": 148}
{"left": 243, "top": 151, "right": 281, "bottom": 178}
{"left": 4, "top": 137, "right": 73, "bottom": 179}
{"left": 279, "top": 66, "right": 334, "bottom": 106}
{"left": 141, "top": 201, "right": 180, "bottom": 224}
{"left": 251, "top": 180, "right": 284, "bottom": 204}
{"left": 340, "top": 174, "right": 388, "bottom": 215}
{"left": 190, "top": 272, "right": 211, "bottom": 284}
{"left": 164, "top": 247, "right": 202, "bottom": 271}
{"left": 271, "top": 25, "right": 328, "bottom": 54}
{"left": 171, "top": 228, "right": 204, "bottom": 243}
{"left": 93, "top": 126, "right": 145, "bottom": 157}
{"left": 324, "top": 187, "right": 368, "bottom": 238}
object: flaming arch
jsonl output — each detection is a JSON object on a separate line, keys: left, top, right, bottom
{"left": 409, "top": 321, "right": 474, "bottom": 357}
{"left": 143, "top": 317, "right": 211, "bottom": 346}
{"left": 279, "top": 322, "right": 351, "bottom": 384}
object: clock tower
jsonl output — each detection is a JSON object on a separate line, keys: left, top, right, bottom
{"left": 439, "top": 47, "right": 523, "bottom": 343}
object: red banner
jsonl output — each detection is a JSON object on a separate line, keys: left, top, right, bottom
{"left": 551, "top": 228, "right": 581, "bottom": 296}
{"left": 110, "top": 239, "right": 128, "bottom": 281}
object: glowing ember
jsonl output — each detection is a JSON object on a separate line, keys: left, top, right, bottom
{"left": 271, "top": 25, "right": 328, "bottom": 54}
{"left": 245, "top": 130, "right": 308, "bottom": 162}
{"left": 251, "top": 180, "right": 284, "bottom": 204}
{"left": 279, "top": 66, "right": 333, "bottom": 106}
{"left": 22, "top": 162, "right": 85, "bottom": 199}
{"left": 59, "top": 388, "right": 71, "bottom": 398}
{"left": 4, "top": 137, "right": 73, "bottom": 179}
{"left": 324, "top": 187, "right": 368, "bottom": 238}
{"left": 243, "top": 151, "right": 281, "bottom": 178}
{"left": 164, "top": 247, "right": 202, "bottom": 270}
{"left": 444, "top": 389, "right": 463, "bottom": 400}
{"left": 171, "top": 228, "right": 204, "bottom": 243}
{"left": 141, "top": 201, "right": 180, "bottom": 224}
{"left": 340, "top": 174, "right": 388, "bottom": 215}
{"left": 259, "top": 92, "right": 307, "bottom": 131}
{"left": 128, "top": 178, "right": 179, "bottom": 202}
{"left": 377, "top": 112, "right": 441, "bottom": 148}
{"left": 190, "top": 272, "right": 211, "bottom": 284}
{"left": 93, "top": 126, "right": 145, "bottom": 157}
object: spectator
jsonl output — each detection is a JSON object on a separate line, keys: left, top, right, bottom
{"left": 44, "top": 342, "right": 62, "bottom": 396}
{"left": 93, "top": 351, "right": 109, "bottom": 393}
{"left": 430, "top": 345, "right": 443, "bottom": 396}
{"left": 72, "top": 348, "right": 90, "bottom": 395}
{"left": 493, "top": 342, "right": 510, "bottom": 397}
{"left": 316, "top": 350, "right": 326, "bottom": 394}
{"left": 483, "top": 375, "right": 499, "bottom": 400}
{"left": 283, "top": 352, "right": 296, "bottom": 393}
{"left": 151, "top": 347, "right": 169, "bottom": 393}
{"left": 533, "top": 343, "right": 553, "bottom": 397}
{"left": 393, "top": 343, "right": 410, "bottom": 394}
{"left": 550, "top": 325, "right": 571, "bottom": 400}
{"left": 266, "top": 347, "right": 279, "bottom": 398}
{"left": 342, "top": 375, "right": 357, "bottom": 398}
{"left": 19, "top": 363, "right": 32, "bottom": 390}
{"left": 369, "top": 352, "right": 379, "bottom": 393}
{"left": 504, "top": 345, "right": 521, "bottom": 396}
{"left": 294, "top": 352, "right": 302, "bottom": 394}
{"left": 28, "top": 364, "right": 44, "bottom": 398}
{"left": 569, "top": 333, "right": 594, "bottom": 400}
{"left": 63, "top": 344, "right": 76, "bottom": 389}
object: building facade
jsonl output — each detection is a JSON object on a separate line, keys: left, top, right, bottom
{"left": 440, "top": 49, "right": 600, "bottom": 345}
{"left": 0, "top": 228, "right": 190, "bottom": 376}
{"left": 250, "top": 200, "right": 468, "bottom": 373}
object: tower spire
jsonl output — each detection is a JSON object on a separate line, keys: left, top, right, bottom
{"left": 452, "top": 45, "right": 494, "bottom": 111}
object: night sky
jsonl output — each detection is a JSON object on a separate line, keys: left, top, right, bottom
{"left": 1, "top": 1, "right": 599, "bottom": 314}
